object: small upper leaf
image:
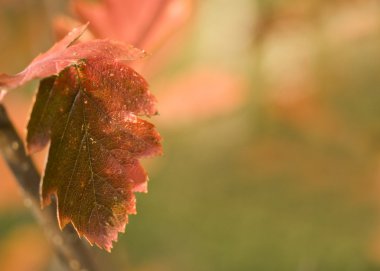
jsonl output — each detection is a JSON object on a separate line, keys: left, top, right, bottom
{"left": 27, "top": 58, "right": 161, "bottom": 251}
{"left": 0, "top": 23, "right": 147, "bottom": 93}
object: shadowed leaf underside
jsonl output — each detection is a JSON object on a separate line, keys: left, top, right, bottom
{"left": 27, "top": 59, "right": 162, "bottom": 251}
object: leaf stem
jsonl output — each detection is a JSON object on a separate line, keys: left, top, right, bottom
{"left": 0, "top": 103, "right": 99, "bottom": 271}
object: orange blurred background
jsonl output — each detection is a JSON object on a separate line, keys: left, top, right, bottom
{"left": 1, "top": 0, "right": 380, "bottom": 270}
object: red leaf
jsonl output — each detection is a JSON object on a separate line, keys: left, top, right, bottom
{"left": 72, "top": 0, "right": 192, "bottom": 51}
{"left": 27, "top": 58, "right": 162, "bottom": 251}
{"left": 0, "top": 23, "right": 163, "bottom": 250}
{"left": 0, "top": 24, "right": 86, "bottom": 92}
{"left": 0, "top": 23, "right": 147, "bottom": 93}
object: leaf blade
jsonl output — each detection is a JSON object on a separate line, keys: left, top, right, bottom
{"left": 27, "top": 58, "right": 161, "bottom": 251}
{"left": 0, "top": 24, "right": 147, "bottom": 94}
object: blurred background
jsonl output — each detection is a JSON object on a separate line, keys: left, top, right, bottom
{"left": 1, "top": 0, "right": 380, "bottom": 270}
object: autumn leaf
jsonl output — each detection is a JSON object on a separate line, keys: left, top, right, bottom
{"left": 0, "top": 23, "right": 147, "bottom": 93}
{"left": 0, "top": 24, "right": 86, "bottom": 92}
{"left": 27, "top": 58, "right": 162, "bottom": 251}
{"left": 71, "top": 0, "right": 192, "bottom": 51}
{"left": 0, "top": 23, "right": 162, "bottom": 250}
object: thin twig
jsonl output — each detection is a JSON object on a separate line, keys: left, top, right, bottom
{"left": 0, "top": 104, "right": 99, "bottom": 271}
